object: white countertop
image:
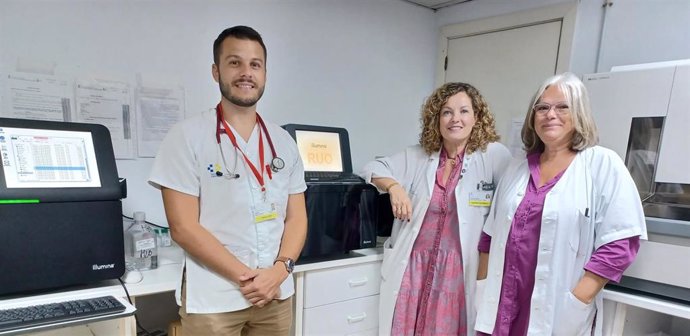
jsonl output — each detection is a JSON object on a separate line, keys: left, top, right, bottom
{"left": 294, "top": 248, "right": 383, "bottom": 273}
{"left": 603, "top": 288, "right": 690, "bottom": 319}
{"left": 3, "top": 245, "right": 687, "bottom": 322}
{"left": 0, "top": 246, "right": 382, "bottom": 309}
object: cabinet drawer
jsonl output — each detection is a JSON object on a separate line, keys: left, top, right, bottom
{"left": 345, "top": 327, "right": 378, "bottom": 336}
{"left": 303, "top": 295, "right": 378, "bottom": 336}
{"left": 303, "top": 262, "right": 381, "bottom": 308}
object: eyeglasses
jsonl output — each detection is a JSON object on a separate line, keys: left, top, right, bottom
{"left": 533, "top": 102, "right": 570, "bottom": 115}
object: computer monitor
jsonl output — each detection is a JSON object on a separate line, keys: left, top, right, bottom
{"left": 295, "top": 129, "right": 343, "bottom": 172}
{"left": 0, "top": 118, "right": 121, "bottom": 202}
{"left": 282, "top": 124, "right": 353, "bottom": 174}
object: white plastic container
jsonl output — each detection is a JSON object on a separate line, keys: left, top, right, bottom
{"left": 124, "top": 211, "right": 158, "bottom": 270}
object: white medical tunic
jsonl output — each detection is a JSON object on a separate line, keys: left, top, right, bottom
{"left": 475, "top": 146, "right": 647, "bottom": 336}
{"left": 359, "top": 142, "right": 512, "bottom": 335}
{"left": 149, "top": 109, "right": 306, "bottom": 313}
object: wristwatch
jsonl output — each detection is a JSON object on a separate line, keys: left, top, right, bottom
{"left": 274, "top": 256, "right": 295, "bottom": 274}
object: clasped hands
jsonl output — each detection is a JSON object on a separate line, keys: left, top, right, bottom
{"left": 238, "top": 264, "right": 287, "bottom": 308}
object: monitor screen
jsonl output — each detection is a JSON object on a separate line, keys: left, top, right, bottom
{"left": 1, "top": 127, "right": 101, "bottom": 189}
{"left": 295, "top": 129, "right": 344, "bottom": 172}
{"left": 0, "top": 117, "right": 120, "bottom": 202}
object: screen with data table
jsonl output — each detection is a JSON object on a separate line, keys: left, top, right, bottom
{"left": 0, "top": 126, "right": 101, "bottom": 189}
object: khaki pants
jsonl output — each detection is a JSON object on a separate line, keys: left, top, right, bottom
{"left": 179, "top": 276, "right": 293, "bottom": 336}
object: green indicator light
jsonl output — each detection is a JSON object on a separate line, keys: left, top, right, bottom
{"left": 0, "top": 199, "right": 40, "bottom": 204}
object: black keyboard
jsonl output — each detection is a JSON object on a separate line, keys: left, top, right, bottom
{"left": 0, "top": 295, "right": 127, "bottom": 334}
{"left": 305, "top": 172, "right": 363, "bottom": 183}
{"left": 306, "top": 172, "right": 341, "bottom": 179}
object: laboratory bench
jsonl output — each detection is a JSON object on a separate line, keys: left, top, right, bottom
{"left": 0, "top": 245, "right": 383, "bottom": 336}
{"left": 2, "top": 244, "right": 689, "bottom": 335}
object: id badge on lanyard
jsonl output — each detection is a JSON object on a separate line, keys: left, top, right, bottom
{"left": 218, "top": 113, "right": 277, "bottom": 223}
{"left": 469, "top": 180, "right": 495, "bottom": 207}
{"left": 250, "top": 188, "right": 278, "bottom": 223}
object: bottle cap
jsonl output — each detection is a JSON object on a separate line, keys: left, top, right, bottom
{"left": 133, "top": 211, "right": 146, "bottom": 222}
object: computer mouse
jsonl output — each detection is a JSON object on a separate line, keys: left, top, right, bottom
{"left": 122, "top": 269, "right": 143, "bottom": 284}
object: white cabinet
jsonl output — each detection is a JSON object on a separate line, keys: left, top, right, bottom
{"left": 293, "top": 256, "right": 382, "bottom": 336}
{"left": 302, "top": 262, "right": 380, "bottom": 335}
{"left": 303, "top": 295, "right": 379, "bottom": 335}
{"left": 303, "top": 262, "right": 381, "bottom": 309}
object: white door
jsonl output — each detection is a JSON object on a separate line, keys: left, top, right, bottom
{"left": 437, "top": 3, "right": 576, "bottom": 155}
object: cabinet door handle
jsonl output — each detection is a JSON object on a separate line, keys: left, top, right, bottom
{"left": 347, "top": 312, "right": 367, "bottom": 323}
{"left": 347, "top": 277, "right": 368, "bottom": 287}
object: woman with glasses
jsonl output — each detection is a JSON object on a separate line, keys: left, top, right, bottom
{"left": 474, "top": 73, "right": 647, "bottom": 336}
{"left": 360, "top": 82, "right": 512, "bottom": 335}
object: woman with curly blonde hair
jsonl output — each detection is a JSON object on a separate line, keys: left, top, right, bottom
{"left": 360, "top": 82, "right": 512, "bottom": 335}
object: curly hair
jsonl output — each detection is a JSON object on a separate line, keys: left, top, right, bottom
{"left": 419, "top": 82, "right": 500, "bottom": 155}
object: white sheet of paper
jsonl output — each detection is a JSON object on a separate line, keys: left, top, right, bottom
{"left": 136, "top": 84, "right": 185, "bottom": 157}
{"left": 75, "top": 78, "right": 135, "bottom": 159}
{"left": 508, "top": 117, "right": 525, "bottom": 158}
{"left": 2, "top": 72, "right": 74, "bottom": 122}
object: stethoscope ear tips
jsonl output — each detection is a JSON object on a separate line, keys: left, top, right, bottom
{"left": 216, "top": 171, "right": 223, "bottom": 177}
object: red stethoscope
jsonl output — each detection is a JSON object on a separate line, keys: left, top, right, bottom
{"left": 215, "top": 103, "right": 285, "bottom": 187}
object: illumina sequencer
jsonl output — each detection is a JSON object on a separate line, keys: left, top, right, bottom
{"left": 0, "top": 117, "right": 125, "bottom": 296}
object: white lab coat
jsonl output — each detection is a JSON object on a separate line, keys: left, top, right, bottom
{"left": 359, "top": 142, "right": 512, "bottom": 335}
{"left": 149, "top": 110, "right": 306, "bottom": 313}
{"left": 475, "top": 146, "right": 647, "bottom": 336}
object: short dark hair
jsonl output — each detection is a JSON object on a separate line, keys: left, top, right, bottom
{"left": 213, "top": 26, "right": 267, "bottom": 65}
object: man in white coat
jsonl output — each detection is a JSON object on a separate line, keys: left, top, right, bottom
{"left": 149, "top": 26, "right": 307, "bottom": 335}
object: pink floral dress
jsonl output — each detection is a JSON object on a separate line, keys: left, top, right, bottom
{"left": 391, "top": 153, "right": 468, "bottom": 335}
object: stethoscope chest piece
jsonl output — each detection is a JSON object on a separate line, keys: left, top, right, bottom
{"left": 271, "top": 157, "right": 285, "bottom": 173}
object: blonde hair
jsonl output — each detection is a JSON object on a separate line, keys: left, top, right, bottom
{"left": 419, "top": 82, "right": 499, "bottom": 155}
{"left": 522, "top": 72, "right": 599, "bottom": 153}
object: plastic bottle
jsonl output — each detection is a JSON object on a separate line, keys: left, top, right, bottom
{"left": 154, "top": 227, "right": 172, "bottom": 247}
{"left": 124, "top": 211, "right": 158, "bottom": 270}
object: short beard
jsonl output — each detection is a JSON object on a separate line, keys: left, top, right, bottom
{"left": 218, "top": 76, "right": 265, "bottom": 108}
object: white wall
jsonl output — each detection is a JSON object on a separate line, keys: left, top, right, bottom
{"left": 0, "top": 0, "right": 437, "bottom": 225}
{"left": 581, "top": 0, "right": 690, "bottom": 73}
{"left": 436, "top": 0, "right": 690, "bottom": 76}
{"left": 4, "top": 0, "right": 687, "bottom": 227}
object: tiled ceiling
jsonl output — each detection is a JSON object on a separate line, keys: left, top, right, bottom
{"left": 405, "top": 0, "right": 473, "bottom": 10}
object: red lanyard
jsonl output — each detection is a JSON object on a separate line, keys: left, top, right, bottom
{"left": 216, "top": 103, "right": 268, "bottom": 191}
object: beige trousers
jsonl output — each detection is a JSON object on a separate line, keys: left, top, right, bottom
{"left": 179, "top": 275, "right": 293, "bottom": 336}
